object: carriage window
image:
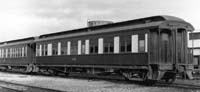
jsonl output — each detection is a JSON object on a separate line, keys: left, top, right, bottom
{"left": 8, "top": 49, "right": 10, "bottom": 58}
{"left": 39, "top": 45, "right": 42, "bottom": 56}
{"left": 47, "top": 43, "right": 52, "bottom": 56}
{"left": 71, "top": 41, "right": 78, "bottom": 55}
{"left": 131, "top": 35, "right": 138, "bottom": 53}
{"left": 85, "top": 40, "right": 89, "bottom": 54}
{"left": 1, "top": 49, "right": 3, "bottom": 58}
{"left": 1, "top": 49, "right": 2, "bottom": 58}
{"left": 22, "top": 47, "right": 24, "bottom": 57}
{"left": 0, "top": 49, "right": 1, "bottom": 58}
{"left": 12, "top": 48, "right": 14, "bottom": 58}
{"left": 90, "top": 39, "right": 98, "bottom": 54}
{"left": 13, "top": 48, "right": 15, "bottom": 58}
{"left": 104, "top": 37, "right": 113, "bottom": 54}
{"left": 78, "top": 40, "right": 82, "bottom": 55}
{"left": 138, "top": 34, "right": 145, "bottom": 52}
{"left": 81, "top": 40, "right": 86, "bottom": 54}
{"left": 41, "top": 45, "right": 44, "bottom": 56}
{"left": 67, "top": 41, "right": 71, "bottom": 55}
{"left": 98, "top": 38, "right": 103, "bottom": 54}
{"left": 121, "top": 35, "right": 131, "bottom": 53}
{"left": 19, "top": 48, "right": 21, "bottom": 57}
{"left": 36, "top": 45, "right": 39, "bottom": 56}
{"left": 42, "top": 44, "right": 47, "bottom": 56}
{"left": 44, "top": 44, "right": 48, "bottom": 56}
{"left": 114, "top": 36, "right": 120, "bottom": 53}
{"left": 15, "top": 48, "right": 17, "bottom": 58}
{"left": 16, "top": 48, "right": 18, "bottom": 57}
{"left": 104, "top": 43, "right": 114, "bottom": 53}
{"left": 5, "top": 49, "right": 8, "bottom": 58}
{"left": 2, "top": 49, "right": 4, "bottom": 58}
{"left": 52, "top": 43, "right": 58, "bottom": 55}
{"left": 18, "top": 48, "right": 20, "bottom": 57}
{"left": 61, "top": 41, "right": 67, "bottom": 55}
{"left": 145, "top": 34, "right": 148, "bottom": 52}
{"left": 25, "top": 46, "right": 27, "bottom": 57}
{"left": 10, "top": 48, "right": 12, "bottom": 58}
{"left": 58, "top": 42, "right": 61, "bottom": 55}
{"left": 0, "top": 49, "right": 2, "bottom": 58}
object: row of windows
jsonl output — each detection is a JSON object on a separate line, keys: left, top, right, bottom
{"left": 36, "top": 34, "right": 148, "bottom": 56}
{"left": 0, "top": 47, "right": 28, "bottom": 58}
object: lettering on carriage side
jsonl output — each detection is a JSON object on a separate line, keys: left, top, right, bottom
{"left": 132, "top": 35, "right": 138, "bottom": 53}
{"left": 58, "top": 42, "right": 61, "bottom": 55}
{"left": 78, "top": 40, "right": 81, "bottom": 55}
{"left": 85, "top": 40, "right": 89, "bottom": 54}
{"left": 114, "top": 36, "right": 120, "bottom": 53}
{"left": 47, "top": 43, "right": 52, "bottom": 56}
{"left": 98, "top": 38, "right": 104, "bottom": 54}
{"left": 67, "top": 41, "right": 71, "bottom": 55}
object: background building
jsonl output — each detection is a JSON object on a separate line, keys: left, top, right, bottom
{"left": 189, "top": 32, "right": 200, "bottom": 67}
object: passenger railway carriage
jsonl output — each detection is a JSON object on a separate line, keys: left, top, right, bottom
{"left": 0, "top": 37, "right": 36, "bottom": 72}
{"left": 0, "top": 15, "right": 195, "bottom": 83}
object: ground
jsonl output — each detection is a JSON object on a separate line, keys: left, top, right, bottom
{"left": 0, "top": 72, "right": 199, "bottom": 92}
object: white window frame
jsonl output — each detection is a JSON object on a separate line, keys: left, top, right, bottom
{"left": 98, "top": 38, "right": 103, "bottom": 54}
{"left": 85, "top": 40, "right": 89, "bottom": 54}
{"left": 25, "top": 47, "right": 27, "bottom": 57}
{"left": 145, "top": 34, "right": 148, "bottom": 52}
{"left": 78, "top": 40, "right": 82, "bottom": 55}
{"left": 114, "top": 36, "right": 120, "bottom": 53}
{"left": 39, "top": 45, "right": 42, "bottom": 56}
{"left": 22, "top": 47, "right": 24, "bottom": 57}
{"left": 47, "top": 43, "right": 52, "bottom": 56}
{"left": 67, "top": 41, "right": 71, "bottom": 55}
{"left": 58, "top": 42, "right": 61, "bottom": 55}
{"left": 5, "top": 49, "right": 8, "bottom": 58}
{"left": 0, "top": 49, "right": 1, "bottom": 58}
{"left": 132, "top": 34, "right": 138, "bottom": 53}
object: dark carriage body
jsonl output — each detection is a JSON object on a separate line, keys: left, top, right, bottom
{"left": 0, "top": 37, "right": 35, "bottom": 71}
{"left": 0, "top": 15, "right": 195, "bottom": 82}
{"left": 36, "top": 28, "right": 149, "bottom": 67}
{"left": 34, "top": 15, "right": 194, "bottom": 81}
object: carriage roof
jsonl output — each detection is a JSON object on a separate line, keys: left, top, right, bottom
{"left": 36, "top": 15, "right": 194, "bottom": 41}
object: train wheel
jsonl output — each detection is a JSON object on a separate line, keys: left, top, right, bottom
{"left": 164, "top": 77, "right": 175, "bottom": 84}
{"left": 64, "top": 73, "right": 69, "bottom": 77}
{"left": 143, "top": 73, "right": 157, "bottom": 86}
{"left": 162, "top": 72, "right": 176, "bottom": 84}
{"left": 121, "top": 72, "right": 132, "bottom": 81}
{"left": 25, "top": 65, "right": 33, "bottom": 73}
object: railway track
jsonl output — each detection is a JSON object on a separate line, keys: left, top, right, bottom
{"left": 156, "top": 82, "right": 200, "bottom": 90}
{"left": 0, "top": 80, "right": 63, "bottom": 92}
{"left": 1, "top": 71, "right": 200, "bottom": 92}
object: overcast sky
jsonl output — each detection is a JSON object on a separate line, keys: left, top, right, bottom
{"left": 0, "top": 0, "right": 199, "bottom": 42}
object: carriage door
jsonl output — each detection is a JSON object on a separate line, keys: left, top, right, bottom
{"left": 160, "top": 29, "right": 173, "bottom": 64}
{"left": 150, "top": 28, "right": 173, "bottom": 65}
{"left": 176, "top": 29, "right": 187, "bottom": 64}
{"left": 149, "top": 29, "right": 159, "bottom": 64}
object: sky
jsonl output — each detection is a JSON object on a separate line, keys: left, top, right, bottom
{"left": 0, "top": 0, "right": 200, "bottom": 42}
